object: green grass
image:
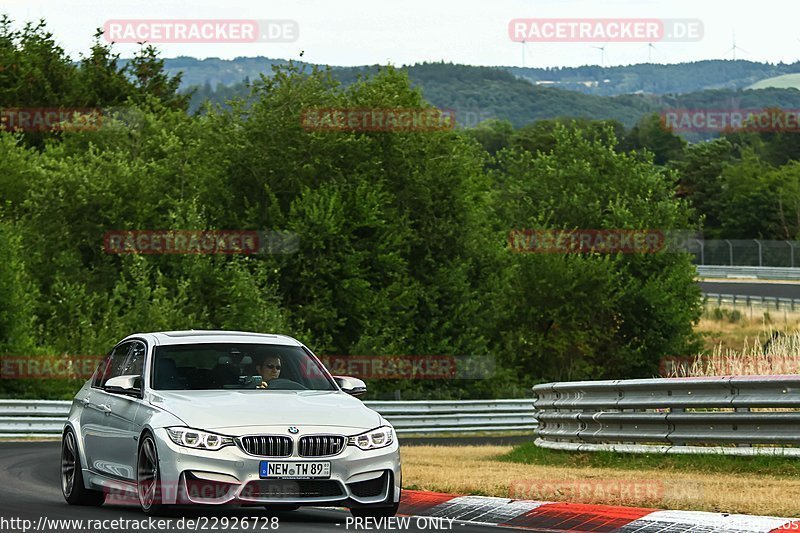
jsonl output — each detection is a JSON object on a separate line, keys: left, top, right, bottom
{"left": 498, "top": 442, "right": 800, "bottom": 478}
{"left": 748, "top": 74, "right": 800, "bottom": 90}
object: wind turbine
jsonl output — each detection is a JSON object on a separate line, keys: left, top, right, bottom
{"left": 592, "top": 43, "right": 608, "bottom": 67}
{"left": 724, "top": 32, "right": 748, "bottom": 60}
{"left": 519, "top": 39, "right": 535, "bottom": 68}
{"left": 646, "top": 42, "right": 658, "bottom": 63}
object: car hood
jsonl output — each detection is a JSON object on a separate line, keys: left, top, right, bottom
{"left": 148, "top": 390, "right": 382, "bottom": 431}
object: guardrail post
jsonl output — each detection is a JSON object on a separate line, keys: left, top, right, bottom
{"left": 669, "top": 407, "right": 685, "bottom": 446}
{"left": 693, "top": 238, "right": 705, "bottom": 265}
{"left": 735, "top": 407, "right": 751, "bottom": 447}
{"left": 754, "top": 239, "right": 763, "bottom": 267}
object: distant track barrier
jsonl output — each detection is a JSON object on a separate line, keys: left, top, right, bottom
{"left": 704, "top": 293, "right": 800, "bottom": 311}
{"left": 0, "top": 399, "right": 538, "bottom": 438}
{"left": 697, "top": 265, "right": 800, "bottom": 281}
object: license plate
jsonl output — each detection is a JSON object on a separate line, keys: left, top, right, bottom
{"left": 259, "top": 461, "right": 330, "bottom": 479}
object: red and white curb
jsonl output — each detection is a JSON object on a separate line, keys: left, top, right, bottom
{"left": 399, "top": 490, "right": 800, "bottom": 532}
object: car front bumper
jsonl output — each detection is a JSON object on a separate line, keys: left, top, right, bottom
{"left": 153, "top": 427, "right": 402, "bottom": 507}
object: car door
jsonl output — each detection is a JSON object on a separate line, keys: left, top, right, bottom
{"left": 80, "top": 343, "right": 128, "bottom": 476}
{"left": 80, "top": 340, "right": 144, "bottom": 480}
{"left": 101, "top": 340, "right": 146, "bottom": 480}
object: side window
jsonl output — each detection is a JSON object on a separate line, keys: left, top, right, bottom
{"left": 92, "top": 342, "right": 132, "bottom": 388}
{"left": 91, "top": 356, "right": 109, "bottom": 389}
{"left": 121, "top": 342, "right": 146, "bottom": 378}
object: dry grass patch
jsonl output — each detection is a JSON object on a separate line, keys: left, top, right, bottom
{"left": 679, "top": 334, "right": 800, "bottom": 376}
{"left": 400, "top": 445, "right": 800, "bottom": 517}
{"left": 695, "top": 307, "right": 800, "bottom": 354}
{"left": 682, "top": 308, "right": 800, "bottom": 376}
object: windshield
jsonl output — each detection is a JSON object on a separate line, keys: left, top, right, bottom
{"left": 150, "top": 343, "right": 336, "bottom": 391}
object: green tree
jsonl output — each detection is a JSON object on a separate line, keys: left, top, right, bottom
{"left": 671, "top": 138, "right": 736, "bottom": 236}
{"left": 491, "top": 124, "right": 701, "bottom": 381}
{"left": 770, "top": 162, "right": 800, "bottom": 240}
{"left": 0, "top": 220, "right": 38, "bottom": 353}
{"left": 621, "top": 113, "right": 687, "bottom": 166}
{"left": 466, "top": 119, "right": 513, "bottom": 155}
{"left": 717, "top": 150, "right": 780, "bottom": 238}
{"left": 126, "top": 45, "right": 190, "bottom": 110}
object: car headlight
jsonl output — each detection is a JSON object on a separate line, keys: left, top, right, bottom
{"left": 348, "top": 426, "right": 394, "bottom": 450}
{"left": 166, "top": 427, "right": 235, "bottom": 451}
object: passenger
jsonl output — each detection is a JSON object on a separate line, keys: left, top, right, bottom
{"left": 255, "top": 354, "right": 281, "bottom": 388}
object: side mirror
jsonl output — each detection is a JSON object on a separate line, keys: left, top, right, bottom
{"left": 334, "top": 376, "right": 367, "bottom": 397}
{"left": 105, "top": 374, "right": 142, "bottom": 396}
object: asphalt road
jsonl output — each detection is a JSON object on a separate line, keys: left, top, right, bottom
{"left": 700, "top": 281, "right": 800, "bottom": 299}
{"left": 0, "top": 441, "right": 542, "bottom": 533}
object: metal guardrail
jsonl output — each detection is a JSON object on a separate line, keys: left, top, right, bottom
{"left": 704, "top": 293, "right": 800, "bottom": 311}
{"left": 533, "top": 376, "right": 800, "bottom": 456}
{"left": 689, "top": 239, "right": 800, "bottom": 268}
{"left": 0, "top": 399, "right": 538, "bottom": 438}
{"left": 697, "top": 265, "right": 800, "bottom": 280}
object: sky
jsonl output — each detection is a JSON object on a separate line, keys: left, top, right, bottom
{"left": 1, "top": 0, "right": 798, "bottom": 68}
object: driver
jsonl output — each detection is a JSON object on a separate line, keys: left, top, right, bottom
{"left": 255, "top": 354, "right": 281, "bottom": 388}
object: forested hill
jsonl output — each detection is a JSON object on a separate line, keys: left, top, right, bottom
{"left": 160, "top": 57, "right": 800, "bottom": 96}
{"left": 183, "top": 61, "right": 800, "bottom": 131}
{"left": 507, "top": 60, "right": 800, "bottom": 95}
{"left": 186, "top": 63, "right": 664, "bottom": 128}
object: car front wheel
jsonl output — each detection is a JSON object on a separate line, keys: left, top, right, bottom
{"left": 137, "top": 432, "right": 170, "bottom": 515}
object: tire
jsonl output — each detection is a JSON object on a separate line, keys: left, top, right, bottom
{"left": 137, "top": 432, "right": 170, "bottom": 516}
{"left": 61, "top": 429, "right": 105, "bottom": 506}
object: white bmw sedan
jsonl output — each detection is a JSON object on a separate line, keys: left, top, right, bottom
{"left": 61, "top": 331, "right": 401, "bottom": 517}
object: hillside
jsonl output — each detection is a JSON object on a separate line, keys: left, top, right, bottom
{"left": 184, "top": 62, "right": 800, "bottom": 133}
{"left": 748, "top": 73, "right": 800, "bottom": 90}
{"left": 508, "top": 60, "right": 800, "bottom": 96}
{"left": 158, "top": 57, "right": 800, "bottom": 97}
